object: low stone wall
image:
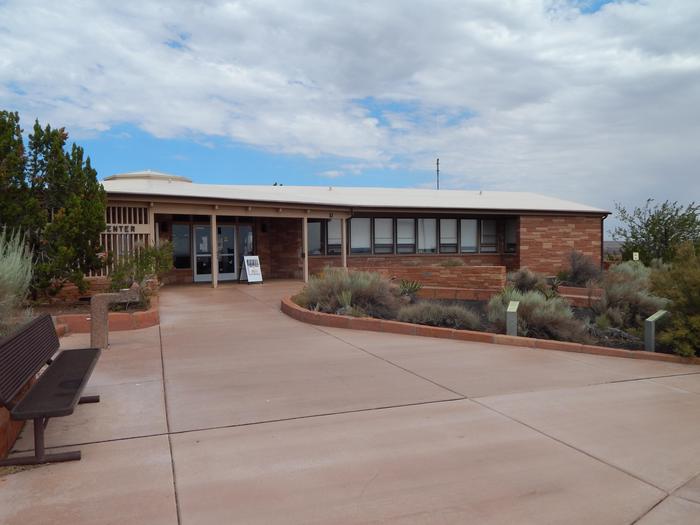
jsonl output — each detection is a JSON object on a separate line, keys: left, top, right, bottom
{"left": 281, "top": 297, "right": 700, "bottom": 365}
{"left": 55, "top": 297, "right": 160, "bottom": 334}
{"left": 558, "top": 285, "right": 604, "bottom": 308}
{"left": 51, "top": 276, "right": 111, "bottom": 303}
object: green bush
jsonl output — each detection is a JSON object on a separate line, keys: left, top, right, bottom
{"left": 0, "top": 228, "right": 33, "bottom": 336}
{"left": 651, "top": 243, "right": 700, "bottom": 357}
{"left": 508, "top": 267, "right": 549, "bottom": 295}
{"left": 108, "top": 242, "right": 173, "bottom": 307}
{"left": 397, "top": 302, "right": 481, "bottom": 330}
{"left": 294, "top": 268, "right": 400, "bottom": 319}
{"left": 594, "top": 261, "right": 667, "bottom": 332}
{"left": 487, "top": 286, "right": 588, "bottom": 342}
{"left": 561, "top": 251, "right": 601, "bottom": 286}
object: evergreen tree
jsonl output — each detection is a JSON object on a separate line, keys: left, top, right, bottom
{"left": 0, "top": 110, "right": 106, "bottom": 293}
{"left": 0, "top": 111, "right": 44, "bottom": 236}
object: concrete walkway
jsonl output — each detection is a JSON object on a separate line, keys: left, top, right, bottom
{"left": 3, "top": 282, "right": 700, "bottom": 524}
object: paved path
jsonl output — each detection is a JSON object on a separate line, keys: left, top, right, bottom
{"left": 3, "top": 282, "right": 700, "bottom": 524}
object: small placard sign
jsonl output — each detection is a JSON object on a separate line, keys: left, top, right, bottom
{"left": 632, "top": 252, "right": 640, "bottom": 261}
{"left": 243, "top": 255, "right": 263, "bottom": 283}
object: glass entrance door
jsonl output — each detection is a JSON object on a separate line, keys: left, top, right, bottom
{"left": 193, "top": 225, "right": 213, "bottom": 282}
{"left": 193, "top": 224, "right": 237, "bottom": 282}
{"left": 217, "top": 225, "right": 236, "bottom": 281}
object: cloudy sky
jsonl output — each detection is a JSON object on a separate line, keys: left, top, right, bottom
{"left": 1, "top": 0, "right": 698, "bottom": 230}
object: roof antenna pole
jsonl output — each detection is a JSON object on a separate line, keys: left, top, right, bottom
{"left": 436, "top": 157, "right": 440, "bottom": 190}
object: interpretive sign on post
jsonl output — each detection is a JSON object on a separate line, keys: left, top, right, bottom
{"left": 242, "top": 255, "right": 263, "bottom": 283}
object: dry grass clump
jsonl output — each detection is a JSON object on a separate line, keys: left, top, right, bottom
{"left": 563, "top": 251, "right": 602, "bottom": 286}
{"left": 397, "top": 302, "right": 481, "bottom": 330}
{"left": 293, "top": 268, "right": 400, "bottom": 319}
{"left": 488, "top": 286, "right": 588, "bottom": 342}
{"left": 507, "top": 267, "right": 549, "bottom": 295}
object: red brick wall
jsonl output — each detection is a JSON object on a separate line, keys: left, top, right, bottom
{"left": 52, "top": 277, "right": 111, "bottom": 302}
{"left": 519, "top": 215, "right": 603, "bottom": 275}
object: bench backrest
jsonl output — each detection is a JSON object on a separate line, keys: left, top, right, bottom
{"left": 0, "top": 314, "right": 59, "bottom": 407}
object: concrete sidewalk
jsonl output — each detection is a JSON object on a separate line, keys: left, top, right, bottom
{"left": 2, "top": 282, "right": 700, "bottom": 524}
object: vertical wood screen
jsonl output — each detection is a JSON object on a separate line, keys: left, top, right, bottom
{"left": 90, "top": 206, "right": 151, "bottom": 276}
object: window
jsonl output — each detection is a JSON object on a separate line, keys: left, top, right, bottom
{"left": 373, "top": 218, "right": 394, "bottom": 254}
{"left": 172, "top": 224, "right": 191, "bottom": 269}
{"left": 396, "top": 218, "right": 416, "bottom": 253}
{"left": 505, "top": 219, "right": 517, "bottom": 253}
{"left": 417, "top": 218, "right": 437, "bottom": 253}
{"left": 439, "top": 219, "right": 458, "bottom": 253}
{"left": 460, "top": 219, "right": 478, "bottom": 253}
{"left": 480, "top": 219, "right": 498, "bottom": 252}
{"left": 350, "top": 218, "right": 371, "bottom": 254}
{"left": 307, "top": 220, "right": 324, "bottom": 255}
{"left": 327, "top": 219, "right": 342, "bottom": 255}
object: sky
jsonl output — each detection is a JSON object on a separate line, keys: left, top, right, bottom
{"left": 1, "top": 0, "right": 699, "bottom": 235}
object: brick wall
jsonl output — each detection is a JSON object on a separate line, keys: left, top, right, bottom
{"left": 519, "top": 215, "right": 603, "bottom": 275}
{"left": 309, "top": 256, "right": 506, "bottom": 291}
{"left": 258, "top": 218, "right": 303, "bottom": 279}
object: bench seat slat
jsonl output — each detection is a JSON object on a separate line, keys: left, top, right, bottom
{"left": 11, "top": 347, "right": 101, "bottom": 420}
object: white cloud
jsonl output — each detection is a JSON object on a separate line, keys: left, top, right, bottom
{"left": 1, "top": 0, "right": 699, "bottom": 214}
{"left": 319, "top": 170, "right": 344, "bottom": 179}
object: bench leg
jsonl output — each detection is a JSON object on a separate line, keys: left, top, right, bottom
{"left": 0, "top": 418, "right": 81, "bottom": 467}
{"left": 79, "top": 395, "right": 100, "bottom": 404}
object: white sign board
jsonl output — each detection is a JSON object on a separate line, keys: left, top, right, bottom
{"left": 632, "top": 252, "right": 640, "bottom": 261}
{"left": 243, "top": 255, "right": 263, "bottom": 283}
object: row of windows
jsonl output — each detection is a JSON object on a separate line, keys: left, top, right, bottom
{"left": 308, "top": 218, "right": 518, "bottom": 256}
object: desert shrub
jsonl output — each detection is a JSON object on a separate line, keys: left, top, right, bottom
{"left": 561, "top": 251, "right": 601, "bottom": 286}
{"left": 397, "top": 302, "right": 481, "bottom": 330}
{"left": 594, "top": 261, "right": 667, "bottom": 332}
{"left": 0, "top": 229, "right": 33, "bottom": 336}
{"left": 109, "top": 241, "right": 173, "bottom": 307}
{"left": 651, "top": 243, "right": 700, "bottom": 357}
{"left": 487, "top": 286, "right": 588, "bottom": 342}
{"left": 294, "top": 268, "right": 400, "bottom": 319}
{"left": 508, "top": 267, "right": 549, "bottom": 295}
{"left": 398, "top": 279, "right": 423, "bottom": 300}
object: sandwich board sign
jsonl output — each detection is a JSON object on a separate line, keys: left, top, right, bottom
{"left": 241, "top": 255, "right": 263, "bottom": 283}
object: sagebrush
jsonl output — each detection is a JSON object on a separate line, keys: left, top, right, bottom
{"left": 397, "top": 302, "right": 481, "bottom": 330}
{"left": 487, "top": 286, "right": 588, "bottom": 342}
{"left": 594, "top": 261, "right": 667, "bottom": 333}
{"left": 294, "top": 268, "right": 400, "bottom": 319}
{"left": 0, "top": 228, "right": 33, "bottom": 336}
{"left": 508, "top": 267, "right": 549, "bottom": 295}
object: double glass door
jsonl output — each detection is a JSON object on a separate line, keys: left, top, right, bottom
{"left": 193, "top": 225, "right": 238, "bottom": 282}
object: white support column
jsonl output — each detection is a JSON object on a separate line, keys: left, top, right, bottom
{"left": 211, "top": 213, "right": 218, "bottom": 288}
{"left": 148, "top": 204, "right": 156, "bottom": 246}
{"left": 341, "top": 217, "right": 348, "bottom": 269}
{"left": 302, "top": 217, "right": 309, "bottom": 283}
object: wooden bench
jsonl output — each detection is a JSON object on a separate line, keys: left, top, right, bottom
{"left": 0, "top": 314, "right": 101, "bottom": 466}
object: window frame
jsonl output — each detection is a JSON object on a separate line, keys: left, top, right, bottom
{"left": 439, "top": 218, "right": 458, "bottom": 254}
{"left": 373, "top": 218, "right": 394, "bottom": 254}
{"left": 479, "top": 219, "right": 498, "bottom": 253}
{"left": 349, "top": 217, "right": 372, "bottom": 254}
{"left": 396, "top": 218, "right": 417, "bottom": 254}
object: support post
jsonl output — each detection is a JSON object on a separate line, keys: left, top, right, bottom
{"left": 211, "top": 214, "right": 218, "bottom": 288}
{"left": 506, "top": 301, "right": 519, "bottom": 337}
{"left": 341, "top": 217, "right": 348, "bottom": 269}
{"left": 302, "top": 217, "right": 309, "bottom": 283}
{"left": 644, "top": 310, "right": 668, "bottom": 352}
{"left": 148, "top": 204, "right": 156, "bottom": 246}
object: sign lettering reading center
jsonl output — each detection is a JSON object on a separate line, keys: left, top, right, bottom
{"left": 243, "top": 255, "right": 263, "bottom": 283}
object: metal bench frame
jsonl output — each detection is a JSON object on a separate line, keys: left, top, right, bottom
{"left": 0, "top": 314, "right": 101, "bottom": 466}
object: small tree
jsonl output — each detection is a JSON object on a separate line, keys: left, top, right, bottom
{"left": 613, "top": 199, "right": 700, "bottom": 264}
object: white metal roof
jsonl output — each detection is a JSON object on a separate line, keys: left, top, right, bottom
{"left": 102, "top": 173, "right": 608, "bottom": 214}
